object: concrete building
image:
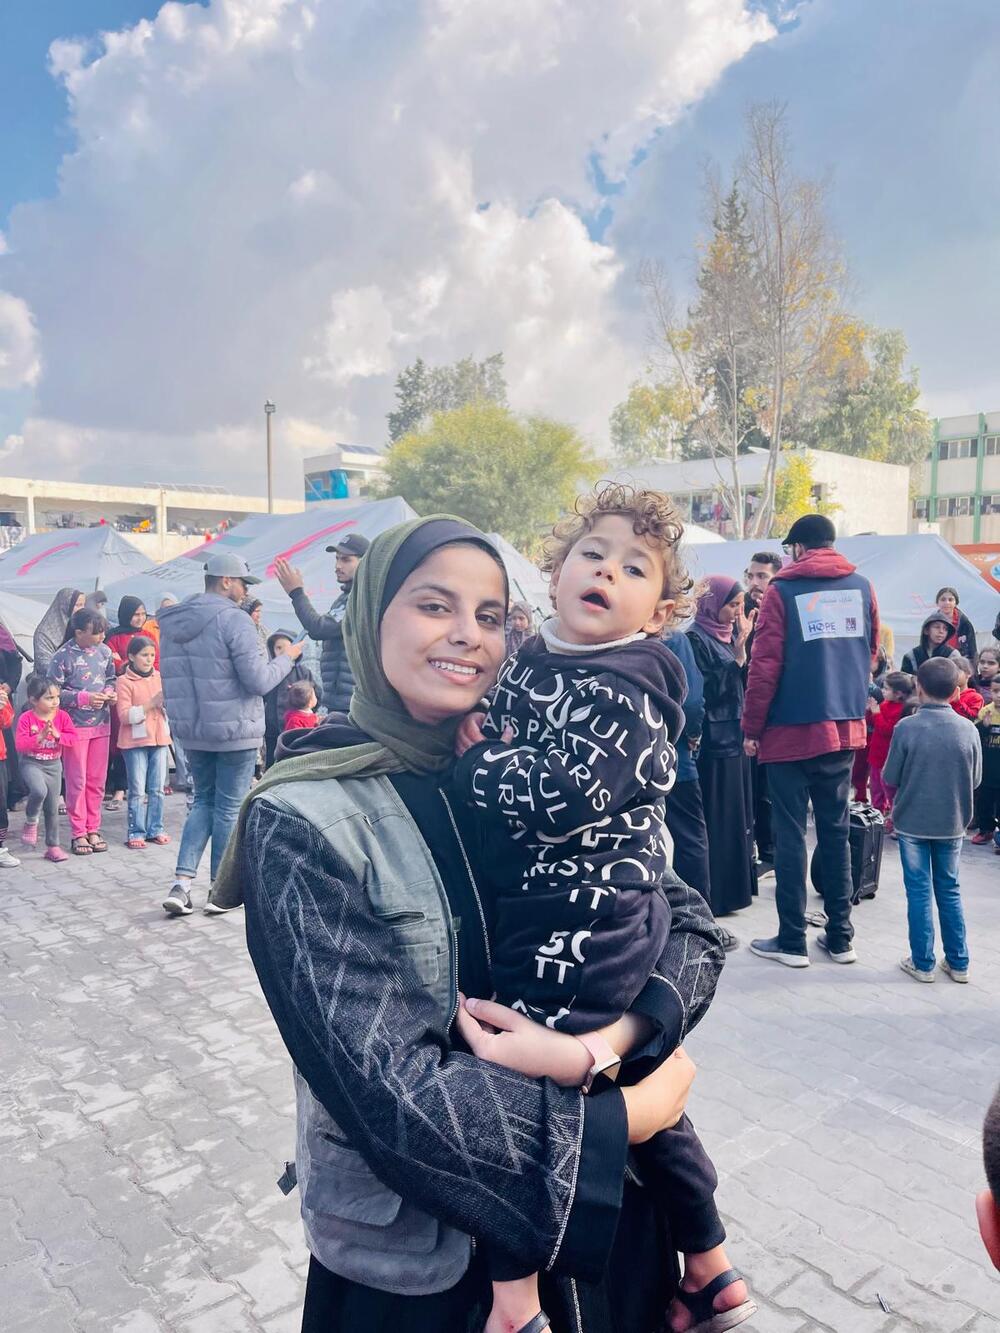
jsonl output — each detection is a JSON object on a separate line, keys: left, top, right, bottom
{"left": 304, "top": 444, "right": 385, "bottom": 502}
{"left": 608, "top": 447, "right": 910, "bottom": 537}
{"left": 0, "top": 477, "right": 303, "bottom": 563}
{"left": 912, "top": 411, "right": 1000, "bottom": 544}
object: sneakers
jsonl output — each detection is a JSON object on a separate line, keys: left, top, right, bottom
{"left": 970, "top": 831, "right": 992, "bottom": 845}
{"left": 20, "top": 822, "right": 38, "bottom": 847}
{"left": 44, "top": 846, "right": 69, "bottom": 863}
{"left": 203, "top": 899, "right": 238, "bottom": 916}
{"left": 816, "top": 933, "right": 858, "bottom": 964}
{"left": 940, "top": 959, "right": 970, "bottom": 984}
{"left": 900, "top": 956, "right": 935, "bottom": 983}
{"left": 754, "top": 859, "right": 775, "bottom": 881}
{"left": 163, "top": 883, "right": 194, "bottom": 917}
{"left": 0, "top": 846, "right": 21, "bottom": 868}
{"left": 749, "top": 937, "right": 810, "bottom": 968}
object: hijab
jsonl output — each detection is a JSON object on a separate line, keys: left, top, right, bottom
{"left": 505, "top": 600, "right": 535, "bottom": 656}
{"left": 33, "top": 587, "right": 82, "bottom": 670}
{"left": 694, "top": 575, "right": 742, "bottom": 645}
{"left": 112, "top": 595, "right": 145, "bottom": 639}
{"left": 0, "top": 614, "right": 17, "bottom": 656}
{"left": 210, "top": 515, "right": 508, "bottom": 909}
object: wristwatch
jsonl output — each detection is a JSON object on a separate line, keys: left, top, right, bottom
{"left": 576, "top": 1033, "right": 622, "bottom": 1094}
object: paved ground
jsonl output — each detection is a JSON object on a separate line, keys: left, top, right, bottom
{"left": 2, "top": 795, "right": 999, "bottom": 1332}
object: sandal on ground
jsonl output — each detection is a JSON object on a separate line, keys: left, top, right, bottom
{"left": 104, "top": 797, "right": 123, "bottom": 812}
{"left": 86, "top": 832, "right": 108, "bottom": 853}
{"left": 126, "top": 837, "right": 146, "bottom": 850}
{"left": 515, "top": 1316, "right": 550, "bottom": 1333}
{"left": 805, "top": 909, "right": 828, "bottom": 928}
{"left": 148, "top": 833, "right": 171, "bottom": 845}
{"left": 71, "top": 836, "right": 93, "bottom": 856}
{"left": 674, "top": 1270, "right": 757, "bottom": 1333}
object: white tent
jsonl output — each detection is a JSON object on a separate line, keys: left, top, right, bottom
{"left": 0, "top": 526, "right": 152, "bottom": 601}
{"left": 0, "top": 588, "right": 49, "bottom": 661}
{"left": 683, "top": 533, "right": 1000, "bottom": 660}
{"left": 681, "top": 523, "right": 726, "bottom": 546}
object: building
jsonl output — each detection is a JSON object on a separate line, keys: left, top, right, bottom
{"left": 912, "top": 411, "right": 1000, "bottom": 544}
{"left": 0, "top": 477, "right": 303, "bottom": 563}
{"left": 304, "top": 444, "right": 385, "bottom": 502}
{"left": 608, "top": 447, "right": 910, "bottom": 538}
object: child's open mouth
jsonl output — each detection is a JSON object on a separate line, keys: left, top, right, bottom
{"left": 581, "top": 589, "right": 610, "bottom": 609}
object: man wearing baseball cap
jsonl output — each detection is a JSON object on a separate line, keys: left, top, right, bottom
{"left": 741, "top": 513, "right": 880, "bottom": 969}
{"left": 274, "top": 531, "right": 369, "bottom": 715}
{"left": 158, "top": 552, "right": 302, "bottom": 917}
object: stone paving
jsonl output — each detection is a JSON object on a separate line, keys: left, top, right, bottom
{"left": 2, "top": 794, "right": 999, "bottom": 1332}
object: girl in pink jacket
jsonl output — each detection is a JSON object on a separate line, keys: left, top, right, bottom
{"left": 16, "top": 675, "right": 78, "bottom": 861}
{"left": 115, "top": 636, "right": 171, "bottom": 850}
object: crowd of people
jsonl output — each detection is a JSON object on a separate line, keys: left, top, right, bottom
{"left": 2, "top": 487, "right": 999, "bottom": 1329}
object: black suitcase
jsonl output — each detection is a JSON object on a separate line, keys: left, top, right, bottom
{"left": 810, "top": 802, "right": 885, "bottom": 905}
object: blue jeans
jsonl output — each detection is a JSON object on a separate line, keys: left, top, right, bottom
{"left": 897, "top": 834, "right": 969, "bottom": 973}
{"left": 175, "top": 748, "right": 257, "bottom": 882}
{"left": 171, "top": 737, "right": 192, "bottom": 791}
{"left": 123, "top": 746, "right": 167, "bottom": 840}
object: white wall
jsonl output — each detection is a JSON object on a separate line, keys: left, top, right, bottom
{"left": 805, "top": 450, "right": 909, "bottom": 535}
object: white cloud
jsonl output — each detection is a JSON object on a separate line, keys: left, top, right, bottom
{"left": 0, "top": 293, "right": 42, "bottom": 389}
{"left": 5, "top": 0, "right": 775, "bottom": 490}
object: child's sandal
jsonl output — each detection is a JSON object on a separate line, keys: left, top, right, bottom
{"left": 71, "top": 836, "right": 93, "bottom": 856}
{"left": 87, "top": 833, "right": 108, "bottom": 853}
{"left": 515, "top": 1317, "right": 550, "bottom": 1333}
{"left": 674, "top": 1270, "right": 757, "bottom": 1333}
{"left": 148, "top": 834, "right": 171, "bottom": 845}
{"left": 126, "top": 837, "right": 146, "bottom": 850}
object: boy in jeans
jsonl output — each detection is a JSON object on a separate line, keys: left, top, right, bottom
{"left": 883, "top": 657, "right": 980, "bottom": 983}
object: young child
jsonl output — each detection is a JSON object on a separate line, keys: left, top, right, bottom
{"left": 972, "top": 646, "right": 1000, "bottom": 699}
{"left": 971, "top": 678, "right": 1000, "bottom": 846}
{"left": 15, "top": 675, "right": 76, "bottom": 862}
{"left": 115, "top": 635, "right": 171, "bottom": 850}
{"left": 866, "top": 671, "right": 916, "bottom": 825}
{"left": 282, "top": 679, "right": 318, "bottom": 731}
{"left": 900, "top": 613, "right": 959, "bottom": 674}
{"left": 263, "top": 631, "right": 322, "bottom": 767}
{"left": 48, "top": 608, "right": 116, "bottom": 856}
{"left": 952, "top": 657, "right": 985, "bottom": 719}
{"left": 883, "top": 657, "right": 979, "bottom": 983}
{"left": 455, "top": 484, "right": 754, "bottom": 1333}
{"left": 0, "top": 678, "right": 20, "bottom": 868}
{"left": 855, "top": 645, "right": 892, "bottom": 802}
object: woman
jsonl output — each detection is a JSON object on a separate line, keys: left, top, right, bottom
{"left": 936, "top": 586, "right": 976, "bottom": 659}
{"left": 33, "top": 588, "right": 85, "bottom": 677}
{"left": 504, "top": 600, "right": 535, "bottom": 657}
{"left": 212, "top": 516, "right": 725, "bottom": 1333}
{"left": 686, "top": 577, "right": 756, "bottom": 943}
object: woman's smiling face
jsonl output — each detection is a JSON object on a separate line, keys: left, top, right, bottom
{"left": 379, "top": 544, "right": 507, "bottom": 724}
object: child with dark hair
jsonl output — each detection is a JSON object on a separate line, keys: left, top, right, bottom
{"left": 972, "top": 646, "right": 1000, "bottom": 698}
{"left": 282, "top": 678, "right": 318, "bottom": 731}
{"left": 972, "top": 678, "right": 1000, "bottom": 846}
{"left": 48, "top": 608, "right": 116, "bottom": 856}
{"left": 883, "top": 656, "right": 979, "bottom": 983}
{"left": 0, "top": 671, "right": 19, "bottom": 867}
{"left": 952, "top": 657, "right": 986, "bottom": 719}
{"left": 263, "top": 631, "right": 322, "bottom": 766}
{"left": 116, "top": 635, "right": 171, "bottom": 850}
{"left": 978, "top": 1084, "right": 1000, "bottom": 1271}
{"left": 16, "top": 674, "right": 76, "bottom": 861}
{"left": 866, "top": 671, "right": 915, "bottom": 824}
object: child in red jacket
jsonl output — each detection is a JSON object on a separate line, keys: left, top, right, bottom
{"left": 952, "top": 657, "right": 986, "bottom": 720}
{"left": 0, "top": 679, "right": 18, "bottom": 867}
{"left": 868, "top": 671, "right": 917, "bottom": 820}
{"left": 282, "top": 679, "right": 318, "bottom": 731}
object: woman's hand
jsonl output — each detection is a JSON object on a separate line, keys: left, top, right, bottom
{"left": 454, "top": 713, "right": 512, "bottom": 757}
{"left": 621, "top": 1048, "right": 696, "bottom": 1143}
{"left": 455, "top": 997, "right": 593, "bottom": 1087}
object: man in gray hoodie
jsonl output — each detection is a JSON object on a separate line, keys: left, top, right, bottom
{"left": 159, "top": 553, "right": 301, "bottom": 917}
{"left": 882, "top": 656, "right": 980, "bottom": 984}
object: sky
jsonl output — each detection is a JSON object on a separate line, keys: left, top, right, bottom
{"left": 1, "top": 0, "right": 998, "bottom": 498}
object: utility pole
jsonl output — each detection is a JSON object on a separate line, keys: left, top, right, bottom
{"left": 264, "top": 400, "right": 276, "bottom": 512}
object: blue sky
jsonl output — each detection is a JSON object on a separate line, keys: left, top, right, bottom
{"left": 0, "top": 0, "right": 998, "bottom": 487}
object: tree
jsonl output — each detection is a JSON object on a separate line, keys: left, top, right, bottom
{"left": 609, "top": 379, "right": 693, "bottom": 464}
{"left": 387, "top": 353, "right": 508, "bottom": 442}
{"left": 378, "top": 400, "right": 598, "bottom": 549}
{"left": 796, "top": 327, "right": 932, "bottom": 466}
{"left": 770, "top": 452, "right": 839, "bottom": 540}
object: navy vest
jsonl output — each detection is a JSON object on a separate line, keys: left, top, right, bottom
{"left": 767, "top": 572, "right": 873, "bottom": 726}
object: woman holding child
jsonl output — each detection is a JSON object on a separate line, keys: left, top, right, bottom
{"left": 210, "top": 500, "right": 745, "bottom": 1333}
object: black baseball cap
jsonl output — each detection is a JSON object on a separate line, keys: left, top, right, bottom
{"left": 782, "top": 514, "right": 837, "bottom": 547}
{"left": 325, "top": 533, "right": 370, "bottom": 557}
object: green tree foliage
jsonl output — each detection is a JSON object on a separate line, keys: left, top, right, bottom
{"left": 379, "top": 400, "right": 598, "bottom": 549}
{"left": 610, "top": 379, "right": 694, "bottom": 464}
{"left": 770, "top": 453, "right": 839, "bottom": 539}
{"left": 387, "top": 353, "right": 508, "bottom": 442}
{"left": 797, "top": 327, "right": 932, "bottom": 466}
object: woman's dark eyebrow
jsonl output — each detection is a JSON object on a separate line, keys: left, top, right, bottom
{"left": 409, "top": 583, "right": 505, "bottom": 613}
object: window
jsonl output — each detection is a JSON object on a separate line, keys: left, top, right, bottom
{"left": 938, "top": 438, "right": 978, "bottom": 460}
{"left": 912, "top": 497, "right": 930, "bottom": 519}
{"left": 986, "top": 435, "right": 1000, "bottom": 456}
{"left": 937, "top": 495, "right": 975, "bottom": 517}
{"left": 981, "top": 495, "right": 1000, "bottom": 515}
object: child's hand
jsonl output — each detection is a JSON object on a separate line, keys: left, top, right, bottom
{"left": 455, "top": 711, "right": 487, "bottom": 757}
{"left": 455, "top": 997, "right": 593, "bottom": 1087}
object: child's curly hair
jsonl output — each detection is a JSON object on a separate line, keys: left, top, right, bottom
{"left": 542, "top": 481, "right": 692, "bottom": 625}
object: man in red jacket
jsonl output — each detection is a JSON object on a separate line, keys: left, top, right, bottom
{"left": 742, "top": 514, "right": 880, "bottom": 968}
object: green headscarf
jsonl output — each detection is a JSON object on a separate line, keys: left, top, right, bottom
{"left": 209, "top": 514, "right": 505, "bottom": 908}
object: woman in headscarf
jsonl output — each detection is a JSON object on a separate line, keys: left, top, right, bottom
{"left": 686, "top": 576, "right": 756, "bottom": 941}
{"left": 33, "top": 588, "right": 85, "bottom": 678}
{"left": 211, "top": 516, "right": 725, "bottom": 1333}
{"left": 504, "top": 600, "right": 535, "bottom": 657}
{"left": 104, "top": 596, "right": 150, "bottom": 811}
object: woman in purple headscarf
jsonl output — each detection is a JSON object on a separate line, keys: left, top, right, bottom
{"left": 685, "top": 576, "right": 756, "bottom": 936}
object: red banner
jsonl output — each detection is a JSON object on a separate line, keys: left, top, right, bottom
{"left": 955, "top": 544, "right": 1000, "bottom": 592}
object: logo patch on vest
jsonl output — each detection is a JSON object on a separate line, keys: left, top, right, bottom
{"left": 794, "top": 587, "right": 865, "bottom": 641}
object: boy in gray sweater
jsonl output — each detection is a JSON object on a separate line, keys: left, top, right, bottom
{"left": 883, "top": 656, "right": 980, "bottom": 983}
